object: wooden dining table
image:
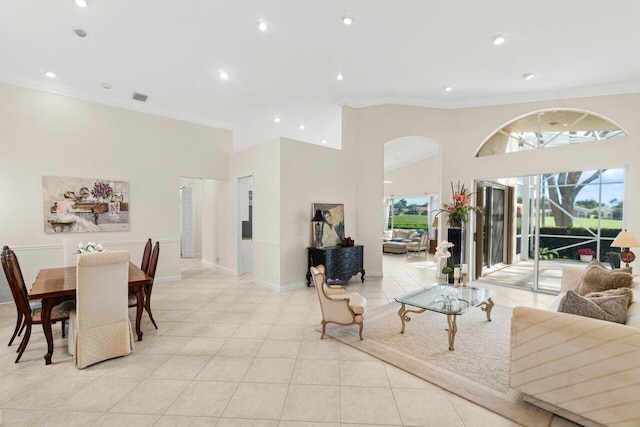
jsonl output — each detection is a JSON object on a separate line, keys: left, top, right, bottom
{"left": 29, "top": 262, "right": 152, "bottom": 365}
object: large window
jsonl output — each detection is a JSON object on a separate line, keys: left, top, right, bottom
{"left": 477, "top": 110, "right": 626, "bottom": 157}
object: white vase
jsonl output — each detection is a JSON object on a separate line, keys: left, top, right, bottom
{"left": 580, "top": 254, "right": 593, "bottom": 263}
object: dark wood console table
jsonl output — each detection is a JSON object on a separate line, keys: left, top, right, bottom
{"left": 306, "top": 245, "right": 365, "bottom": 286}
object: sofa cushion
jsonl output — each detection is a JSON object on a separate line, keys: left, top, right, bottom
{"left": 585, "top": 287, "right": 634, "bottom": 307}
{"left": 558, "top": 291, "right": 629, "bottom": 323}
{"left": 575, "top": 261, "right": 633, "bottom": 295}
{"left": 394, "top": 230, "right": 414, "bottom": 239}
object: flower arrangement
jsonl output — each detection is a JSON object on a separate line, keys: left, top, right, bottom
{"left": 91, "top": 181, "right": 113, "bottom": 200}
{"left": 576, "top": 248, "right": 595, "bottom": 256}
{"left": 435, "top": 181, "right": 481, "bottom": 227}
{"left": 434, "top": 240, "right": 455, "bottom": 274}
{"left": 77, "top": 242, "right": 105, "bottom": 254}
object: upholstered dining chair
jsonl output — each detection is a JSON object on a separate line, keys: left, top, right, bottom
{"left": 140, "top": 238, "right": 152, "bottom": 274}
{"left": 1, "top": 246, "right": 72, "bottom": 363}
{"left": 129, "top": 241, "right": 159, "bottom": 329}
{"left": 310, "top": 265, "right": 367, "bottom": 340}
{"left": 69, "top": 250, "right": 134, "bottom": 369}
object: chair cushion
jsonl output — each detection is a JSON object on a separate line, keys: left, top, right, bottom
{"left": 558, "top": 291, "right": 628, "bottom": 323}
{"left": 576, "top": 261, "right": 633, "bottom": 295}
{"left": 32, "top": 300, "right": 75, "bottom": 322}
{"left": 128, "top": 292, "right": 137, "bottom": 306}
{"left": 329, "top": 292, "right": 367, "bottom": 315}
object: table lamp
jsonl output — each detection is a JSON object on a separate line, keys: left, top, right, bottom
{"left": 312, "top": 209, "right": 324, "bottom": 248}
{"left": 611, "top": 229, "right": 640, "bottom": 267}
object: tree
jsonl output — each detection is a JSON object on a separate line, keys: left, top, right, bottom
{"left": 575, "top": 199, "right": 600, "bottom": 209}
{"left": 543, "top": 171, "right": 603, "bottom": 227}
{"left": 394, "top": 199, "right": 407, "bottom": 212}
{"left": 610, "top": 198, "right": 623, "bottom": 220}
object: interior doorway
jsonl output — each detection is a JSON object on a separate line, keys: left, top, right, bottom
{"left": 237, "top": 175, "right": 253, "bottom": 275}
{"left": 179, "top": 186, "right": 195, "bottom": 258}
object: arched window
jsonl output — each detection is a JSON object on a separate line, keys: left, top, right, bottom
{"left": 477, "top": 110, "right": 626, "bottom": 157}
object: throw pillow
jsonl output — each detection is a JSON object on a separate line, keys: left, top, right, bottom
{"left": 575, "top": 261, "right": 633, "bottom": 295}
{"left": 391, "top": 238, "right": 406, "bottom": 242}
{"left": 585, "top": 287, "right": 634, "bottom": 307}
{"left": 408, "top": 232, "right": 419, "bottom": 240}
{"left": 558, "top": 291, "right": 628, "bottom": 323}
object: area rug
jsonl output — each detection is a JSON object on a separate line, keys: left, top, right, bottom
{"left": 323, "top": 302, "right": 556, "bottom": 427}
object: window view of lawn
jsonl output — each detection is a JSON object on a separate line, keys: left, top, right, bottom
{"left": 387, "top": 197, "right": 430, "bottom": 229}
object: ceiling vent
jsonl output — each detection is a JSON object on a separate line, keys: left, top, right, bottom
{"left": 132, "top": 92, "right": 148, "bottom": 102}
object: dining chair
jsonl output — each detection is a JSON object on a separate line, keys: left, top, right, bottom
{"left": 69, "top": 250, "right": 134, "bottom": 369}
{"left": 311, "top": 265, "right": 367, "bottom": 340}
{"left": 1, "top": 246, "right": 72, "bottom": 363}
{"left": 129, "top": 241, "right": 159, "bottom": 329}
{"left": 140, "top": 238, "right": 152, "bottom": 274}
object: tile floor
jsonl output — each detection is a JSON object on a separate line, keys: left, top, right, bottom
{"left": 0, "top": 253, "right": 572, "bottom": 426}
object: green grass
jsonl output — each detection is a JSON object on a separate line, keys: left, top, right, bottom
{"left": 389, "top": 214, "right": 429, "bottom": 230}
{"left": 537, "top": 217, "right": 622, "bottom": 229}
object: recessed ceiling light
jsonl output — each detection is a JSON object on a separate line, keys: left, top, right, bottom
{"left": 219, "top": 70, "right": 229, "bottom": 80}
{"left": 74, "top": 0, "right": 88, "bottom": 7}
{"left": 491, "top": 34, "right": 507, "bottom": 45}
{"left": 321, "top": 139, "right": 327, "bottom": 144}
{"left": 522, "top": 73, "right": 536, "bottom": 81}
{"left": 274, "top": 117, "right": 280, "bottom": 123}
{"left": 258, "top": 20, "right": 268, "bottom": 32}
{"left": 299, "top": 124, "right": 305, "bottom": 130}
{"left": 74, "top": 28, "right": 87, "bottom": 38}
{"left": 336, "top": 73, "right": 344, "bottom": 81}
{"left": 101, "top": 82, "right": 112, "bottom": 89}
{"left": 342, "top": 16, "right": 353, "bottom": 25}
{"left": 45, "top": 71, "right": 56, "bottom": 78}
{"left": 383, "top": 180, "right": 393, "bottom": 184}
{"left": 444, "top": 86, "right": 454, "bottom": 92}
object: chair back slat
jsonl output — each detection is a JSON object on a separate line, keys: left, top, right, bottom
{"left": 140, "top": 239, "right": 152, "bottom": 274}
{"left": 147, "top": 242, "right": 159, "bottom": 279}
{"left": 1, "top": 246, "right": 32, "bottom": 317}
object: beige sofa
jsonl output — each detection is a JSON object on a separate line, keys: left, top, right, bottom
{"left": 383, "top": 229, "right": 421, "bottom": 254}
{"left": 510, "top": 267, "right": 640, "bottom": 427}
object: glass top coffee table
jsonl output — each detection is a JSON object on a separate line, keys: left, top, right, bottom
{"left": 395, "top": 284, "right": 494, "bottom": 351}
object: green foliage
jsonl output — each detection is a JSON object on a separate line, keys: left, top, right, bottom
{"left": 538, "top": 247, "right": 559, "bottom": 260}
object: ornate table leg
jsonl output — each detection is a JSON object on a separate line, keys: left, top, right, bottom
{"left": 397, "top": 303, "right": 426, "bottom": 334}
{"left": 134, "top": 286, "right": 145, "bottom": 341}
{"left": 480, "top": 298, "right": 494, "bottom": 321}
{"left": 360, "top": 269, "right": 365, "bottom": 282}
{"left": 306, "top": 271, "right": 312, "bottom": 286}
{"left": 40, "top": 297, "right": 58, "bottom": 365}
{"left": 446, "top": 314, "right": 458, "bottom": 351}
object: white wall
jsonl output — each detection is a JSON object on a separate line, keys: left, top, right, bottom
{"left": 0, "top": 83, "right": 233, "bottom": 290}
{"left": 279, "top": 137, "right": 357, "bottom": 288}
{"left": 384, "top": 156, "right": 439, "bottom": 198}
{"left": 229, "top": 139, "right": 281, "bottom": 286}
{"left": 201, "top": 178, "right": 230, "bottom": 272}
{"left": 345, "top": 93, "right": 640, "bottom": 276}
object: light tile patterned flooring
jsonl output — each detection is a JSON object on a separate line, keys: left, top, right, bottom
{"left": 0, "top": 254, "right": 567, "bottom": 426}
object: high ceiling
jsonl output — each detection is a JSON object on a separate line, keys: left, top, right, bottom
{"left": 1, "top": 0, "right": 639, "bottom": 152}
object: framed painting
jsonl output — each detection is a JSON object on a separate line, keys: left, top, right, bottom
{"left": 312, "top": 203, "right": 345, "bottom": 247}
{"left": 42, "top": 176, "right": 130, "bottom": 233}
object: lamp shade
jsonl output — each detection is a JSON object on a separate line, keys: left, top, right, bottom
{"left": 311, "top": 209, "right": 324, "bottom": 222}
{"left": 431, "top": 217, "right": 439, "bottom": 228}
{"left": 611, "top": 230, "right": 640, "bottom": 248}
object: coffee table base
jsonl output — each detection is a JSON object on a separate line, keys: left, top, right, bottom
{"left": 398, "top": 298, "right": 494, "bottom": 351}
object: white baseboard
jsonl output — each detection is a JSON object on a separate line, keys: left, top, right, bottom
{"left": 155, "top": 275, "right": 182, "bottom": 284}
{"left": 252, "top": 278, "right": 307, "bottom": 293}
{"left": 201, "top": 259, "right": 237, "bottom": 276}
